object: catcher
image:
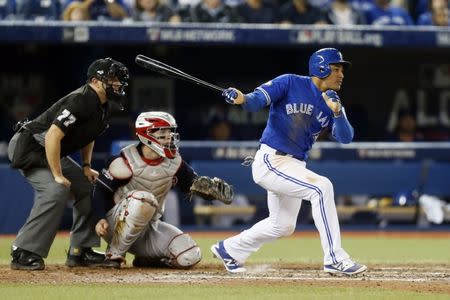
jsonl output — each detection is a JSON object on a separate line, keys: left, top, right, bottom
{"left": 92, "top": 111, "right": 233, "bottom": 268}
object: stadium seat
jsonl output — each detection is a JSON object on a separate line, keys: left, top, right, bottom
{"left": 16, "top": 0, "right": 60, "bottom": 20}
{"left": 0, "top": 0, "right": 16, "bottom": 19}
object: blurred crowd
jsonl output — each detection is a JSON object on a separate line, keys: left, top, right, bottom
{"left": 0, "top": 0, "right": 448, "bottom": 26}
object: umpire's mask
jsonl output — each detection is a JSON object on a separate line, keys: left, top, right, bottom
{"left": 87, "top": 58, "right": 129, "bottom": 109}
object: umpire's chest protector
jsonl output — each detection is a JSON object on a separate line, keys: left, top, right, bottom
{"left": 115, "top": 144, "right": 182, "bottom": 205}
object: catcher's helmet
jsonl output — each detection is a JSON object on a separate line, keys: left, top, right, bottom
{"left": 135, "top": 111, "right": 179, "bottom": 159}
{"left": 309, "top": 48, "right": 351, "bottom": 79}
{"left": 87, "top": 57, "right": 129, "bottom": 106}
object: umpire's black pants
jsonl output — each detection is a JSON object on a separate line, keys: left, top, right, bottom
{"left": 12, "top": 157, "right": 99, "bottom": 258}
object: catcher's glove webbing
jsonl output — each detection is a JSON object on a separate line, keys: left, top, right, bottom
{"left": 190, "top": 176, "right": 234, "bottom": 205}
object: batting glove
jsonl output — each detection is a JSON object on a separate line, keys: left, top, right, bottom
{"left": 325, "top": 90, "right": 340, "bottom": 103}
{"left": 222, "top": 88, "right": 239, "bottom": 104}
{"left": 323, "top": 90, "right": 342, "bottom": 117}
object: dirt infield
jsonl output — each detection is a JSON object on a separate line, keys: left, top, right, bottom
{"left": 1, "top": 231, "right": 449, "bottom": 294}
{"left": 1, "top": 263, "right": 449, "bottom": 294}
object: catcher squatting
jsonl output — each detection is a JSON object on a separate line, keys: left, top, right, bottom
{"left": 92, "top": 111, "right": 233, "bottom": 268}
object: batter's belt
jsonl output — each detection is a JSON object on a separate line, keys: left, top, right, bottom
{"left": 274, "top": 150, "right": 305, "bottom": 161}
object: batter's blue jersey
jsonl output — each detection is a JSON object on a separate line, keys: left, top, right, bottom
{"left": 246, "top": 74, "right": 344, "bottom": 160}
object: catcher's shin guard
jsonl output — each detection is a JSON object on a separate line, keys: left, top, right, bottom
{"left": 107, "top": 191, "right": 157, "bottom": 260}
{"left": 163, "top": 233, "right": 201, "bottom": 268}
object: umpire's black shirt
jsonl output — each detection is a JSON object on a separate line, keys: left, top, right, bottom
{"left": 27, "top": 84, "right": 118, "bottom": 156}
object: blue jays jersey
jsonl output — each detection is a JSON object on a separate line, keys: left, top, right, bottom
{"left": 256, "top": 74, "right": 335, "bottom": 160}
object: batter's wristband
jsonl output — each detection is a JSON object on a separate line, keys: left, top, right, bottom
{"left": 333, "top": 110, "right": 342, "bottom": 118}
{"left": 82, "top": 163, "right": 91, "bottom": 168}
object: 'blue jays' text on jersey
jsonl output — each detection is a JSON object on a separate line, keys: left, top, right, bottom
{"left": 250, "top": 74, "right": 340, "bottom": 160}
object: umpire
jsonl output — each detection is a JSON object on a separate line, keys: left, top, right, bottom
{"left": 7, "top": 57, "right": 129, "bottom": 270}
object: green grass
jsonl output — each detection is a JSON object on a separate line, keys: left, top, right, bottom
{"left": 0, "top": 284, "right": 448, "bottom": 300}
{"left": 1, "top": 233, "right": 449, "bottom": 299}
{"left": 2, "top": 234, "right": 449, "bottom": 265}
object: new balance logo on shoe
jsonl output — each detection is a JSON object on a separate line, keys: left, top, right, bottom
{"left": 210, "top": 241, "right": 246, "bottom": 273}
{"left": 324, "top": 258, "right": 367, "bottom": 275}
{"left": 224, "top": 257, "right": 238, "bottom": 269}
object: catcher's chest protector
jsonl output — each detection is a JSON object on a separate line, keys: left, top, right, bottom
{"left": 114, "top": 144, "right": 182, "bottom": 213}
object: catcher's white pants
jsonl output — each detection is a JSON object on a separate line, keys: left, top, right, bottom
{"left": 224, "top": 144, "right": 350, "bottom": 265}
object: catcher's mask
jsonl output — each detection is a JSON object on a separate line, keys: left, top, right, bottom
{"left": 135, "top": 111, "right": 180, "bottom": 159}
{"left": 87, "top": 57, "right": 129, "bottom": 109}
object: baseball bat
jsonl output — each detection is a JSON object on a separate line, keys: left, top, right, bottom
{"left": 135, "top": 55, "right": 224, "bottom": 93}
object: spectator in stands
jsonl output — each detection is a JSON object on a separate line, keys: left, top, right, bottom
{"left": 204, "top": 102, "right": 240, "bottom": 140}
{"left": 365, "top": 0, "right": 414, "bottom": 25}
{"left": 188, "top": 0, "right": 240, "bottom": 22}
{"left": 132, "top": 0, "right": 180, "bottom": 22}
{"left": 322, "top": 0, "right": 367, "bottom": 25}
{"left": 348, "top": 0, "right": 375, "bottom": 13}
{"left": 62, "top": 0, "right": 128, "bottom": 21}
{"left": 387, "top": 110, "right": 424, "bottom": 142}
{"left": 417, "top": 0, "right": 449, "bottom": 25}
{"left": 177, "top": 0, "right": 201, "bottom": 6}
{"left": 16, "top": 0, "right": 60, "bottom": 20}
{"left": 62, "top": 1, "right": 90, "bottom": 20}
{"left": 235, "top": 0, "right": 280, "bottom": 23}
{"left": 415, "top": 0, "right": 431, "bottom": 21}
{"left": 307, "top": 0, "right": 332, "bottom": 9}
{"left": 175, "top": 0, "right": 199, "bottom": 20}
{"left": 0, "top": 0, "right": 15, "bottom": 19}
{"left": 209, "top": 118, "right": 233, "bottom": 140}
{"left": 224, "top": 0, "right": 243, "bottom": 7}
{"left": 280, "top": 0, "right": 327, "bottom": 24}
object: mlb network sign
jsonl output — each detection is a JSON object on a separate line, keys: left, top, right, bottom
{"left": 293, "top": 29, "right": 383, "bottom": 47}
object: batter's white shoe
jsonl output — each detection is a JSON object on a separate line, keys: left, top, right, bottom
{"left": 211, "top": 241, "right": 246, "bottom": 273}
{"left": 324, "top": 258, "right": 367, "bottom": 275}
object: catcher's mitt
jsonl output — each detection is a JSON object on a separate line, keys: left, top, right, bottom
{"left": 190, "top": 176, "right": 234, "bottom": 205}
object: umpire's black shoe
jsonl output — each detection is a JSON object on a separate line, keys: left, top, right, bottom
{"left": 65, "top": 247, "right": 106, "bottom": 267}
{"left": 11, "top": 247, "right": 45, "bottom": 271}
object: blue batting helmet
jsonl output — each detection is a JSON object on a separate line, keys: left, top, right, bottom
{"left": 309, "top": 48, "right": 351, "bottom": 78}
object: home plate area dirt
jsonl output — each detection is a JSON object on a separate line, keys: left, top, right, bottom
{"left": 1, "top": 263, "right": 449, "bottom": 294}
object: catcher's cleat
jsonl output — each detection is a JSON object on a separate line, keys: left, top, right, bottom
{"left": 324, "top": 258, "right": 367, "bottom": 275}
{"left": 210, "top": 241, "right": 246, "bottom": 273}
{"left": 65, "top": 247, "right": 107, "bottom": 267}
{"left": 133, "top": 257, "right": 168, "bottom": 268}
{"left": 11, "top": 247, "right": 45, "bottom": 271}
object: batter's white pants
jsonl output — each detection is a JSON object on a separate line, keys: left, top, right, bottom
{"left": 224, "top": 144, "right": 350, "bottom": 265}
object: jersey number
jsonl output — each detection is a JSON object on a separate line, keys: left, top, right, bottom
{"left": 57, "top": 109, "right": 76, "bottom": 127}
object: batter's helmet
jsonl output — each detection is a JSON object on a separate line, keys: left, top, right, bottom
{"left": 309, "top": 48, "right": 351, "bottom": 79}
